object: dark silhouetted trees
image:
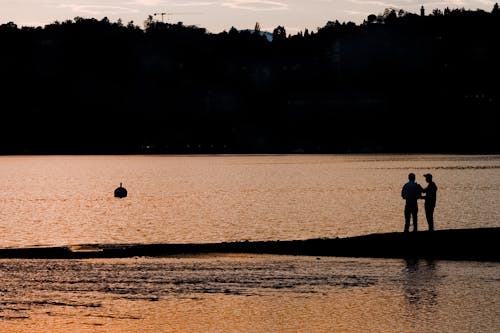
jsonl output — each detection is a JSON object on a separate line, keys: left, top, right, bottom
{"left": 0, "top": 5, "right": 499, "bottom": 154}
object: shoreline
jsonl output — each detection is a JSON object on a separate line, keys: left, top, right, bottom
{"left": 0, "top": 227, "right": 498, "bottom": 262}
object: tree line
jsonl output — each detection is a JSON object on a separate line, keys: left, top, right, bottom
{"left": 0, "top": 5, "right": 499, "bottom": 154}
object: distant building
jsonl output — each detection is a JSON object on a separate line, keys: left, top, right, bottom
{"left": 421, "top": 6, "right": 425, "bottom": 16}
{"left": 239, "top": 28, "right": 273, "bottom": 42}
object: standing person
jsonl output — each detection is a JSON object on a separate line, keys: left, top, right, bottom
{"left": 401, "top": 173, "right": 423, "bottom": 233}
{"left": 422, "top": 174, "right": 437, "bottom": 232}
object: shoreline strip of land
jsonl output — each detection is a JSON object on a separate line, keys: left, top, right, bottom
{"left": 0, "top": 228, "right": 498, "bottom": 262}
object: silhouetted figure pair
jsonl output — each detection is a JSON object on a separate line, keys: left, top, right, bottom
{"left": 401, "top": 173, "right": 437, "bottom": 232}
{"left": 114, "top": 182, "right": 128, "bottom": 198}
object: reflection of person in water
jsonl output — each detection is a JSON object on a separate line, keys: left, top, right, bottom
{"left": 402, "top": 259, "right": 438, "bottom": 307}
{"left": 114, "top": 182, "right": 128, "bottom": 198}
{"left": 401, "top": 173, "right": 423, "bottom": 233}
{"left": 422, "top": 174, "right": 437, "bottom": 232}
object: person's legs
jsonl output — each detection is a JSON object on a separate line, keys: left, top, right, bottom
{"left": 425, "top": 204, "right": 435, "bottom": 231}
{"left": 412, "top": 206, "right": 418, "bottom": 232}
{"left": 404, "top": 206, "right": 411, "bottom": 232}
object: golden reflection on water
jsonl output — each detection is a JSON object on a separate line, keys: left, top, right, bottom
{"left": 1, "top": 155, "right": 499, "bottom": 331}
{"left": 0, "top": 291, "right": 420, "bottom": 333}
{"left": 0, "top": 256, "right": 498, "bottom": 332}
{"left": 0, "top": 155, "right": 499, "bottom": 248}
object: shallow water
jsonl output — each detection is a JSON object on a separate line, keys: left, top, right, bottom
{"left": 0, "top": 155, "right": 499, "bottom": 248}
{"left": 0, "top": 255, "right": 498, "bottom": 332}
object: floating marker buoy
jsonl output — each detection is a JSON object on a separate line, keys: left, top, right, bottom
{"left": 114, "top": 182, "right": 128, "bottom": 198}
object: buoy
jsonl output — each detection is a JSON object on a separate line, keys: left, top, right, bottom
{"left": 114, "top": 183, "right": 128, "bottom": 198}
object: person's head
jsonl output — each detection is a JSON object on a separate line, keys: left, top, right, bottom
{"left": 408, "top": 173, "right": 416, "bottom": 181}
{"left": 424, "top": 174, "right": 432, "bottom": 182}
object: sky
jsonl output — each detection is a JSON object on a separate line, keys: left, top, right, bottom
{"left": 0, "top": 0, "right": 497, "bottom": 33}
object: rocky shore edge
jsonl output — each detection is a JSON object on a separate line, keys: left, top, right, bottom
{"left": 1, "top": 228, "right": 498, "bottom": 262}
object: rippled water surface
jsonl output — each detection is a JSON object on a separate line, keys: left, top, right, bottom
{"left": 0, "top": 256, "right": 498, "bottom": 332}
{"left": 0, "top": 155, "right": 499, "bottom": 332}
{"left": 0, "top": 155, "right": 499, "bottom": 247}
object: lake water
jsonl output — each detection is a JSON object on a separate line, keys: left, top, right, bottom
{"left": 0, "top": 155, "right": 499, "bottom": 247}
{"left": 0, "top": 155, "right": 499, "bottom": 331}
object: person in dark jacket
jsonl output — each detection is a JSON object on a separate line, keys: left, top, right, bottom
{"left": 422, "top": 173, "right": 437, "bottom": 232}
{"left": 401, "top": 173, "right": 423, "bottom": 233}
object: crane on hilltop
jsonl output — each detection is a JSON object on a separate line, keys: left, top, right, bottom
{"left": 153, "top": 12, "right": 167, "bottom": 23}
{"left": 152, "top": 11, "right": 203, "bottom": 23}
{"left": 145, "top": 11, "right": 203, "bottom": 29}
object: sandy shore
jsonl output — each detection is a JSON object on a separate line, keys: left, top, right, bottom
{"left": 0, "top": 228, "right": 498, "bottom": 262}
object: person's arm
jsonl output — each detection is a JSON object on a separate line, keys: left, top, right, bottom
{"left": 418, "top": 184, "right": 425, "bottom": 199}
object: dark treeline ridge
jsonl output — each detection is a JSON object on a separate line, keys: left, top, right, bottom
{"left": 1, "top": 5, "right": 499, "bottom": 154}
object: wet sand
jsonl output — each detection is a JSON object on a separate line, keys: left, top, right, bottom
{"left": 0, "top": 228, "right": 498, "bottom": 262}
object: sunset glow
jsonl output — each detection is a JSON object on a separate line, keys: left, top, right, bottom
{"left": 0, "top": 0, "right": 498, "bottom": 331}
{"left": 0, "top": 0, "right": 497, "bottom": 32}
